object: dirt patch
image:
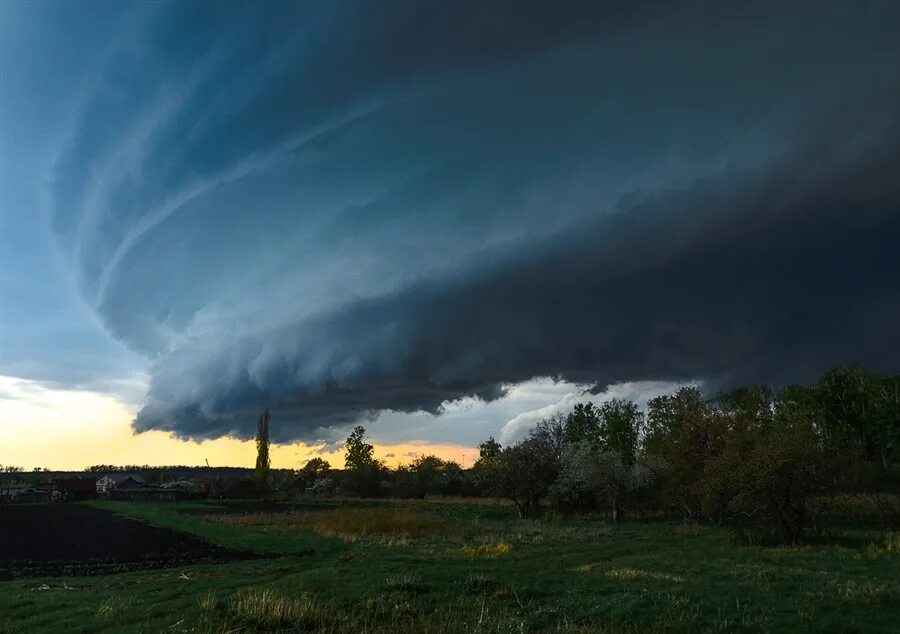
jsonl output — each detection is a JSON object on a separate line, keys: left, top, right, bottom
{"left": 0, "top": 505, "right": 254, "bottom": 578}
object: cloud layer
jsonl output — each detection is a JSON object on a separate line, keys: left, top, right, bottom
{"left": 45, "top": 1, "right": 900, "bottom": 442}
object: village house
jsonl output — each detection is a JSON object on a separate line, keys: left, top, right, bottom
{"left": 0, "top": 485, "right": 51, "bottom": 504}
{"left": 96, "top": 474, "right": 147, "bottom": 496}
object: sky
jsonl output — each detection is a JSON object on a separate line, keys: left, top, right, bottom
{"left": 1, "top": 1, "right": 899, "bottom": 470}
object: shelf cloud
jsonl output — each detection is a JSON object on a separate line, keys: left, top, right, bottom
{"left": 43, "top": 1, "right": 900, "bottom": 441}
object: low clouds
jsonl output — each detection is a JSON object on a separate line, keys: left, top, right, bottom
{"left": 40, "top": 2, "right": 900, "bottom": 442}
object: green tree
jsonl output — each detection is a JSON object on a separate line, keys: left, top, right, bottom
{"left": 644, "top": 387, "right": 734, "bottom": 521}
{"left": 255, "top": 408, "right": 271, "bottom": 494}
{"left": 344, "top": 426, "right": 384, "bottom": 497}
{"left": 815, "top": 364, "right": 900, "bottom": 467}
{"left": 298, "top": 457, "right": 331, "bottom": 487}
{"left": 478, "top": 437, "right": 502, "bottom": 460}
{"left": 564, "top": 402, "right": 602, "bottom": 444}
{"left": 596, "top": 399, "right": 641, "bottom": 468}
{"left": 731, "top": 392, "right": 837, "bottom": 544}
{"left": 409, "top": 455, "right": 445, "bottom": 498}
{"left": 345, "top": 425, "right": 375, "bottom": 470}
{"left": 475, "top": 416, "right": 564, "bottom": 518}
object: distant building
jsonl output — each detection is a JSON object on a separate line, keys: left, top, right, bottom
{"left": 97, "top": 474, "right": 147, "bottom": 495}
{"left": 0, "top": 486, "right": 51, "bottom": 504}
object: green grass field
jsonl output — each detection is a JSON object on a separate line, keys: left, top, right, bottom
{"left": 2, "top": 500, "right": 899, "bottom": 633}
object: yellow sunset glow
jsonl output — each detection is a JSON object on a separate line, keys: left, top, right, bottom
{"left": 0, "top": 376, "right": 477, "bottom": 471}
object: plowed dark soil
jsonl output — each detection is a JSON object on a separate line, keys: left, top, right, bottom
{"left": 0, "top": 504, "right": 253, "bottom": 578}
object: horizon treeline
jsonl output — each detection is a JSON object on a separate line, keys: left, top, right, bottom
{"left": 5, "top": 363, "right": 898, "bottom": 545}
{"left": 324, "top": 363, "right": 899, "bottom": 544}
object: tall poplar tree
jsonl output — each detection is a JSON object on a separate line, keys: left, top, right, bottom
{"left": 255, "top": 407, "right": 271, "bottom": 493}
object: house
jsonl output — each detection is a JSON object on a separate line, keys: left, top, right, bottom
{"left": 1, "top": 486, "right": 51, "bottom": 504}
{"left": 161, "top": 480, "right": 196, "bottom": 497}
{"left": 97, "top": 474, "right": 147, "bottom": 495}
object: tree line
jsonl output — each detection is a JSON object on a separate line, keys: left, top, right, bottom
{"left": 294, "top": 364, "right": 896, "bottom": 544}
{"left": 469, "top": 364, "right": 900, "bottom": 543}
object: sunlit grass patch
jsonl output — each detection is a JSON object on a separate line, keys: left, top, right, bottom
{"left": 197, "top": 590, "right": 218, "bottom": 613}
{"left": 95, "top": 596, "right": 134, "bottom": 621}
{"left": 229, "top": 588, "right": 335, "bottom": 630}
{"left": 461, "top": 541, "right": 511, "bottom": 558}
{"left": 567, "top": 563, "right": 683, "bottom": 583}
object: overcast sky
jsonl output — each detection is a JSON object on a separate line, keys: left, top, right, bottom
{"left": 2, "top": 2, "right": 899, "bottom": 464}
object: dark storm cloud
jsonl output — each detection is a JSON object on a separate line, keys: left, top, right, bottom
{"left": 45, "top": 1, "right": 900, "bottom": 441}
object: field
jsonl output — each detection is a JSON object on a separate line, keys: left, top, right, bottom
{"left": 0, "top": 505, "right": 253, "bottom": 578}
{"left": 1, "top": 500, "right": 899, "bottom": 633}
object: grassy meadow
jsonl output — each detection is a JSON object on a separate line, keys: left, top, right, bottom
{"left": 1, "top": 499, "right": 899, "bottom": 633}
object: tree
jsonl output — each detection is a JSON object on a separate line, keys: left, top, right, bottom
{"left": 437, "top": 459, "right": 466, "bottom": 496}
{"left": 815, "top": 364, "right": 900, "bottom": 467}
{"left": 298, "top": 457, "right": 331, "bottom": 488}
{"left": 644, "top": 387, "right": 735, "bottom": 522}
{"left": 730, "top": 393, "right": 838, "bottom": 543}
{"left": 478, "top": 437, "right": 502, "bottom": 459}
{"left": 255, "top": 408, "right": 271, "bottom": 494}
{"left": 475, "top": 416, "right": 564, "bottom": 517}
{"left": 564, "top": 402, "right": 602, "bottom": 444}
{"left": 409, "top": 455, "right": 446, "bottom": 498}
{"left": 344, "top": 426, "right": 384, "bottom": 497}
{"left": 345, "top": 426, "right": 377, "bottom": 470}
{"left": 552, "top": 441, "right": 640, "bottom": 521}
{"left": 596, "top": 399, "right": 641, "bottom": 469}
{"left": 552, "top": 401, "right": 643, "bottom": 521}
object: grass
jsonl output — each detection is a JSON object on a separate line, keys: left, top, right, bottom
{"left": 461, "top": 542, "right": 512, "bottom": 558}
{"left": 229, "top": 588, "right": 333, "bottom": 630}
{"left": 1, "top": 499, "right": 899, "bottom": 632}
{"left": 95, "top": 596, "right": 134, "bottom": 621}
{"left": 206, "top": 506, "right": 447, "bottom": 540}
{"left": 868, "top": 531, "right": 900, "bottom": 557}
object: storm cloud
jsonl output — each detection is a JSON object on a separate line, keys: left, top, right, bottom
{"left": 44, "top": 1, "right": 900, "bottom": 442}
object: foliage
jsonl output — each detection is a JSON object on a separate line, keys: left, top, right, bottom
{"left": 473, "top": 416, "right": 564, "bottom": 517}
{"left": 393, "top": 455, "right": 465, "bottom": 498}
{"left": 564, "top": 402, "right": 602, "bottom": 444}
{"left": 472, "top": 365, "right": 899, "bottom": 542}
{"left": 344, "top": 426, "right": 386, "bottom": 497}
{"left": 255, "top": 408, "right": 271, "bottom": 494}
{"left": 298, "top": 457, "right": 331, "bottom": 487}
{"left": 552, "top": 442, "right": 648, "bottom": 521}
